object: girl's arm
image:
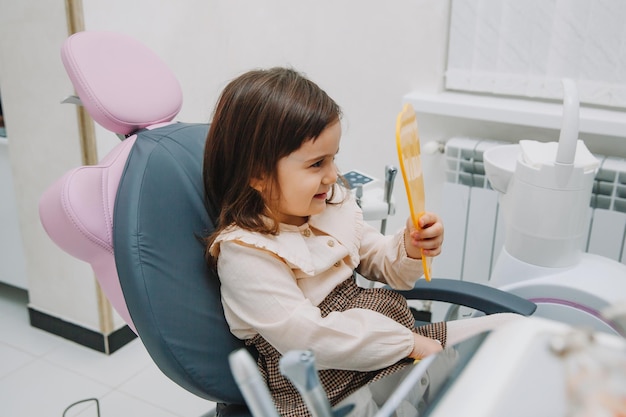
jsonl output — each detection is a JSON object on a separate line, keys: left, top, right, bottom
{"left": 357, "top": 212, "right": 444, "bottom": 288}
{"left": 218, "top": 240, "right": 417, "bottom": 371}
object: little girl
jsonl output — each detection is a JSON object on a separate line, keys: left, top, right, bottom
{"left": 204, "top": 67, "right": 519, "bottom": 416}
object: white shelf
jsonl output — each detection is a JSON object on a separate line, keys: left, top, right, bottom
{"left": 403, "top": 91, "right": 626, "bottom": 138}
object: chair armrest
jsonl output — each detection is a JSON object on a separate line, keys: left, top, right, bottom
{"left": 392, "top": 278, "right": 536, "bottom": 316}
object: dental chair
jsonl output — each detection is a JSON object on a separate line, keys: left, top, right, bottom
{"left": 38, "top": 31, "right": 536, "bottom": 417}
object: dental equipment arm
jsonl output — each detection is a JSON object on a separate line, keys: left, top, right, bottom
{"left": 380, "top": 165, "right": 398, "bottom": 235}
{"left": 556, "top": 79, "right": 579, "bottom": 167}
{"left": 279, "top": 350, "right": 333, "bottom": 417}
{"left": 392, "top": 278, "right": 537, "bottom": 316}
{"left": 229, "top": 349, "right": 280, "bottom": 417}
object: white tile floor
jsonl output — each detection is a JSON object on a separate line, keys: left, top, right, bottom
{"left": 0, "top": 283, "right": 217, "bottom": 417}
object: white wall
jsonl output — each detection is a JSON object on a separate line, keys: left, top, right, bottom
{"left": 0, "top": 0, "right": 450, "bottom": 330}
{"left": 0, "top": 0, "right": 104, "bottom": 328}
{"left": 83, "top": 0, "right": 452, "bottom": 233}
{"left": 2, "top": 0, "right": 624, "bottom": 334}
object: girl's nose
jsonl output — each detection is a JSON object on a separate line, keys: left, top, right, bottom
{"left": 323, "top": 163, "right": 338, "bottom": 185}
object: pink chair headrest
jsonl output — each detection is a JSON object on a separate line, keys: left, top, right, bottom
{"left": 61, "top": 31, "right": 183, "bottom": 136}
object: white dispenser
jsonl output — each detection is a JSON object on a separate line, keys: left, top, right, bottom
{"left": 484, "top": 79, "right": 626, "bottom": 335}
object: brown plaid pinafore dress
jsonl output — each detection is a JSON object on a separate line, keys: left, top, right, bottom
{"left": 245, "top": 277, "right": 447, "bottom": 417}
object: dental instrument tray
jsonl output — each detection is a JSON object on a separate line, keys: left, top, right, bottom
{"left": 342, "top": 170, "right": 378, "bottom": 190}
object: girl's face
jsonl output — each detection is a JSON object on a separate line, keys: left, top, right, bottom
{"left": 265, "top": 121, "right": 341, "bottom": 226}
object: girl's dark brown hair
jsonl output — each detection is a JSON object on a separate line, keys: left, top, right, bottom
{"left": 203, "top": 67, "right": 342, "bottom": 265}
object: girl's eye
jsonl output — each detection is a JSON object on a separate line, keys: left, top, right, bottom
{"left": 311, "top": 160, "right": 323, "bottom": 168}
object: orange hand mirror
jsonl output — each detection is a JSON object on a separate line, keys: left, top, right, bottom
{"left": 395, "top": 104, "right": 431, "bottom": 281}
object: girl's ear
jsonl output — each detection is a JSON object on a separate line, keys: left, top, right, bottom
{"left": 250, "top": 177, "right": 266, "bottom": 193}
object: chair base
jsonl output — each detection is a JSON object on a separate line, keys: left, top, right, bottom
{"left": 28, "top": 307, "right": 136, "bottom": 354}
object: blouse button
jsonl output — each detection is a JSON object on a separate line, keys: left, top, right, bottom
{"left": 302, "top": 229, "right": 311, "bottom": 237}
{"left": 334, "top": 261, "right": 341, "bottom": 268}
{"left": 327, "top": 239, "right": 335, "bottom": 247}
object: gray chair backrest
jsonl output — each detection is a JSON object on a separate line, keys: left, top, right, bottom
{"left": 113, "top": 122, "right": 247, "bottom": 405}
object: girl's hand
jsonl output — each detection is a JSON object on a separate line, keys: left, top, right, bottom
{"left": 409, "top": 333, "right": 443, "bottom": 360}
{"left": 404, "top": 212, "right": 444, "bottom": 259}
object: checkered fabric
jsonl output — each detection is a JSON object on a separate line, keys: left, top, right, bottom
{"left": 246, "top": 278, "right": 447, "bottom": 416}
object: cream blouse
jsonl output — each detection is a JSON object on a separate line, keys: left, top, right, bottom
{"left": 209, "top": 195, "right": 425, "bottom": 372}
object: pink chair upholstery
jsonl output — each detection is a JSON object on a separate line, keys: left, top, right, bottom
{"left": 39, "top": 30, "right": 184, "bottom": 333}
{"left": 39, "top": 137, "right": 137, "bottom": 331}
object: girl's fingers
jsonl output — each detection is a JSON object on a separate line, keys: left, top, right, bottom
{"left": 411, "top": 222, "right": 443, "bottom": 241}
{"left": 418, "top": 214, "right": 435, "bottom": 229}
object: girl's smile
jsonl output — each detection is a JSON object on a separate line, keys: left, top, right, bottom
{"left": 271, "top": 121, "right": 341, "bottom": 226}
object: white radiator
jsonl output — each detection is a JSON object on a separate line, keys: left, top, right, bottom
{"left": 435, "top": 137, "right": 626, "bottom": 284}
